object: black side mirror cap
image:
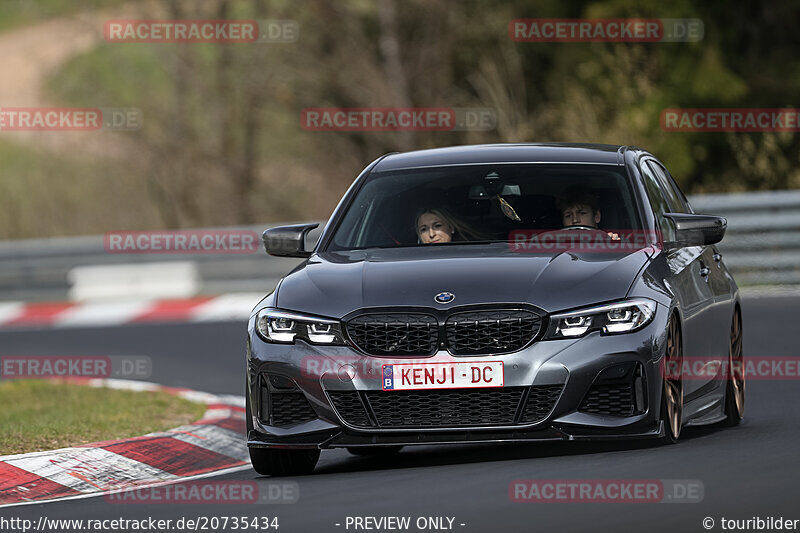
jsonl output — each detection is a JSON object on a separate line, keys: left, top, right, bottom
{"left": 663, "top": 213, "right": 727, "bottom": 248}
{"left": 262, "top": 223, "right": 319, "bottom": 258}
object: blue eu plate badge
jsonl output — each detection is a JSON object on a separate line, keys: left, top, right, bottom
{"left": 383, "top": 365, "right": 394, "bottom": 390}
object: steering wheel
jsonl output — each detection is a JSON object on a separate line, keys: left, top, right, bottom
{"left": 531, "top": 226, "right": 618, "bottom": 243}
{"left": 560, "top": 225, "right": 622, "bottom": 244}
{"left": 562, "top": 225, "right": 599, "bottom": 231}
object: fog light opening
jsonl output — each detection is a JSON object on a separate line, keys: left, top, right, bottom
{"left": 633, "top": 365, "right": 646, "bottom": 415}
{"left": 259, "top": 376, "right": 271, "bottom": 424}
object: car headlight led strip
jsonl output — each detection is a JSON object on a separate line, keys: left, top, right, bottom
{"left": 544, "top": 298, "right": 656, "bottom": 339}
{"left": 256, "top": 308, "right": 345, "bottom": 345}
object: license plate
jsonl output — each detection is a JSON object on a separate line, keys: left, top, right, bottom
{"left": 381, "top": 361, "right": 504, "bottom": 391}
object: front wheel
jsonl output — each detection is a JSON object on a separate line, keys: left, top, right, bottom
{"left": 347, "top": 446, "right": 404, "bottom": 456}
{"left": 723, "top": 308, "right": 745, "bottom": 426}
{"left": 249, "top": 447, "right": 320, "bottom": 476}
{"left": 246, "top": 380, "right": 320, "bottom": 476}
{"left": 661, "top": 315, "right": 683, "bottom": 444}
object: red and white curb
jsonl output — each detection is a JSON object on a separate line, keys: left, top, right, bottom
{"left": 0, "top": 287, "right": 791, "bottom": 331}
{"left": 0, "top": 379, "right": 250, "bottom": 508}
{"left": 0, "top": 292, "right": 262, "bottom": 329}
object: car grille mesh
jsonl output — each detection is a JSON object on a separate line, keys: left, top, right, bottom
{"left": 328, "top": 385, "right": 563, "bottom": 429}
{"left": 268, "top": 392, "right": 318, "bottom": 426}
{"left": 520, "top": 385, "right": 564, "bottom": 423}
{"left": 328, "top": 391, "right": 371, "bottom": 427}
{"left": 366, "top": 388, "right": 524, "bottom": 427}
{"left": 346, "top": 314, "right": 438, "bottom": 356}
{"left": 345, "top": 309, "right": 542, "bottom": 356}
{"left": 445, "top": 310, "right": 541, "bottom": 355}
{"left": 579, "top": 384, "right": 635, "bottom": 417}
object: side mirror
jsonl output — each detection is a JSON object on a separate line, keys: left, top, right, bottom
{"left": 262, "top": 223, "right": 319, "bottom": 258}
{"left": 663, "top": 213, "right": 726, "bottom": 247}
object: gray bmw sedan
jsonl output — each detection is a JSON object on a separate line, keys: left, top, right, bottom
{"left": 246, "top": 143, "right": 744, "bottom": 475}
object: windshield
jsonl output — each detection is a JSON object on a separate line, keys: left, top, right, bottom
{"left": 326, "top": 163, "right": 642, "bottom": 251}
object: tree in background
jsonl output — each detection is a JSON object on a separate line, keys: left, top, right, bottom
{"left": 3, "top": 0, "right": 798, "bottom": 237}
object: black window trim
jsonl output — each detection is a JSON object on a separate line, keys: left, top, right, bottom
{"left": 644, "top": 157, "right": 692, "bottom": 214}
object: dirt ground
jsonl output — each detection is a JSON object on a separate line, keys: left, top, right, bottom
{"left": 0, "top": 1, "right": 197, "bottom": 158}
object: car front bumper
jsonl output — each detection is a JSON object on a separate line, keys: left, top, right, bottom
{"left": 246, "top": 303, "right": 670, "bottom": 449}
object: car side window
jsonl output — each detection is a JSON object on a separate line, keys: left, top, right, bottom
{"left": 663, "top": 164, "right": 694, "bottom": 213}
{"left": 639, "top": 161, "right": 677, "bottom": 242}
{"left": 647, "top": 161, "right": 689, "bottom": 214}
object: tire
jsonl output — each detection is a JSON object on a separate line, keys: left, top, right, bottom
{"left": 661, "top": 315, "right": 683, "bottom": 444}
{"left": 246, "top": 379, "right": 320, "bottom": 476}
{"left": 723, "top": 308, "right": 745, "bottom": 426}
{"left": 249, "top": 447, "right": 320, "bottom": 476}
{"left": 347, "top": 446, "right": 404, "bottom": 456}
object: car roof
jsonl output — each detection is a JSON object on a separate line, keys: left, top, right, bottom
{"left": 372, "top": 143, "right": 633, "bottom": 172}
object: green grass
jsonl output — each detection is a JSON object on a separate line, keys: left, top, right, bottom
{"left": 0, "top": 139, "right": 99, "bottom": 239}
{"left": 0, "top": 138, "right": 163, "bottom": 239}
{"left": 41, "top": 40, "right": 336, "bottom": 231}
{"left": 0, "top": 380, "right": 207, "bottom": 455}
{"left": 46, "top": 42, "right": 172, "bottom": 107}
{"left": 0, "top": 0, "right": 133, "bottom": 33}
{"left": 46, "top": 40, "right": 319, "bottom": 162}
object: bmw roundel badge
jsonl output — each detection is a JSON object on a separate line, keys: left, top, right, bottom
{"left": 434, "top": 291, "right": 455, "bottom": 304}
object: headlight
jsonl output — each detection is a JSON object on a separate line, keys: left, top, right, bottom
{"left": 255, "top": 308, "right": 345, "bottom": 345}
{"left": 544, "top": 299, "right": 656, "bottom": 339}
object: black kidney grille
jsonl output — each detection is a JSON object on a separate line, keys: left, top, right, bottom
{"left": 328, "top": 391, "right": 371, "bottom": 427}
{"left": 269, "top": 392, "right": 318, "bottom": 426}
{"left": 364, "top": 387, "right": 525, "bottom": 428}
{"left": 520, "top": 384, "right": 564, "bottom": 423}
{"left": 346, "top": 314, "right": 438, "bottom": 356}
{"left": 579, "top": 384, "right": 635, "bottom": 417}
{"left": 446, "top": 310, "right": 541, "bottom": 355}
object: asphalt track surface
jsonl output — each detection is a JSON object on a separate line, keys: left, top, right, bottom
{"left": 1, "top": 296, "right": 798, "bottom": 533}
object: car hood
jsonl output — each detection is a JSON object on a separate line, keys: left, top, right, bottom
{"left": 274, "top": 245, "right": 653, "bottom": 317}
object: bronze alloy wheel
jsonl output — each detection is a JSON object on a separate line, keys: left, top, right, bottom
{"left": 662, "top": 316, "right": 683, "bottom": 443}
{"left": 724, "top": 308, "right": 745, "bottom": 425}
